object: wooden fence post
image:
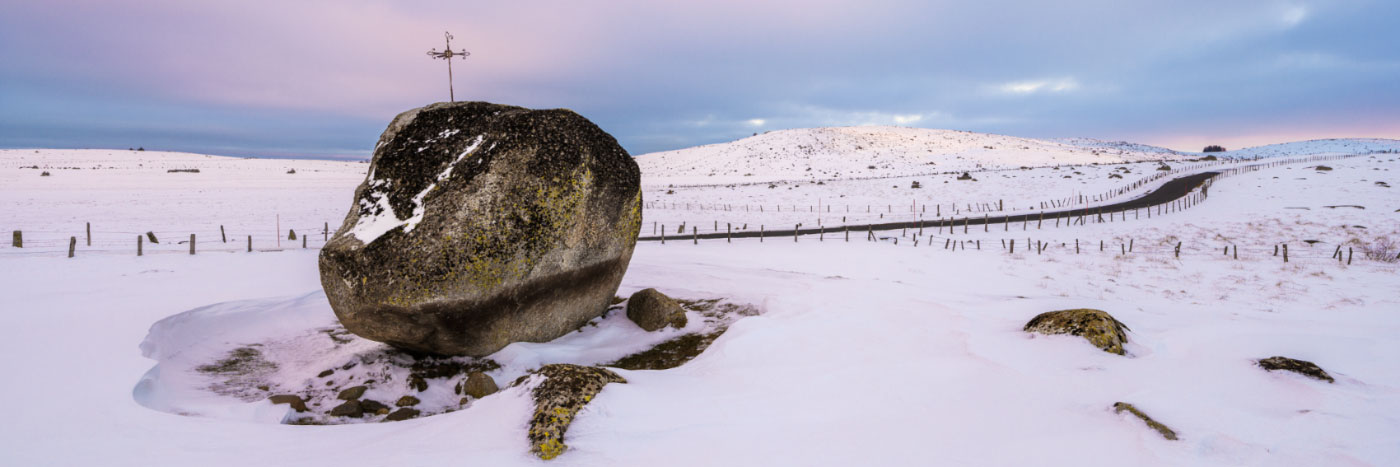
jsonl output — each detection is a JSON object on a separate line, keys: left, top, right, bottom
{"left": 248, "top": 235, "right": 252, "bottom": 252}
{"left": 1175, "top": 242, "right": 1182, "bottom": 258}
{"left": 11, "top": 230, "right": 20, "bottom": 248}
{"left": 845, "top": 225, "right": 849, "bottom": 242}
{"left": 1075, "top": 239, "right": 1079, "bottom": 254}
{"left": 693, "top": 227, "right": 698, "bottom": 245}
{"left": 190, "top": 234, "right": 196, "bottom": 255}
{"left": 1347, "top": 247, "right": 1353, "bottom": 265}
{"left": 1283, "top": 244, "right": 1288, "bottom": 262}
{"left": 324, "top": 222, "right": 329, "bottom": 242}
{"left": 221, "top": 225, "right": 227, "bottom": 243}
{"left": 303, "top": 235, "right": 308, "bottom": 249}
{"left": 661, "top": 225, "right": 666, "bottom": 244}
{"left": 137, "top": 235, "right": 143, "bottom": 256}
{"left": 1009, "top": 239, "right": 1015, "bottom": 254}
{"left": 727, "top": 224, "right": 732, "bottom": 243}
{"left": 86, "top": 222, "right": 91, "bottom": 246}
{"left": 68, "top": 236, "right": 76, "bottom": 258}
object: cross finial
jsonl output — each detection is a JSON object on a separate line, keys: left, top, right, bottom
{"left": 427, "top": 31, "right": 471, "bottom": 102}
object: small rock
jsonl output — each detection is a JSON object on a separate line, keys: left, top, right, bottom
{"left": 1113, "top": 402, "right": 1178, "bottom": 440}
{"left": 329, "top": 399, "right": 363, "bottom": 418}
{"left": 317, "top": 369, "right": 334, "bottom": 378}
{"left": 384, "top": 408, "right": 420, "bottom": 422}
{"left": 359, "top": 399, "right": 390, "bottom": 415}
{"left": 395, "top": 395, "right": 421, "bottom": 407}
{"left": 1258, "top": 356, "right": 1334, "bottom": 383}
{"left": 337, "top": 385, "right": 367, "bottom": 400}
{"left": 462, "top": 371, "right": 499, "bottom": 399}
{"left": 518, "top": 364, "right": 627, "bottom": 460}
{"left": 408, "top": 375, "right": 428, "bottom": 392}
{"left": 268, "top": 394, "right": 307, "bottom": 412}
{"left": 625, "top": 288, "right": 688, "bottom": 332}
{"left": 1024, "top": 308, "right": 1130, "bottom": 355}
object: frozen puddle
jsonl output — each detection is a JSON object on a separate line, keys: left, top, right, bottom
{"left": 134, "top": 291, "right": 758, "bottom": 424}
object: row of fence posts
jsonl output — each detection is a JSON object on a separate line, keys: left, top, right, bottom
{"left": 645, "top": 153, "right": 1353, "bottom": 245}
{"left": 11, "top": 221, "right": 333, "bottom": 258}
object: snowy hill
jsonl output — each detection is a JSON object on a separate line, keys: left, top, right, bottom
{"left": 1217, "top": 138, "right": 1400, "bottom": 159}
{"left": 634, "top": 127, "right": 1188, "bottom": 185}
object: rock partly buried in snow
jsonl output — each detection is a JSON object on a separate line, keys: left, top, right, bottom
{"left": 461, "top": 371, "right": 498, "bottom": 399}
{"left": 268, "top": 394, "right": 307, "bottom": 412}
{"left": 1113, "top": 402, "right": 1178, "bottom": 440}
{"left": 319, "top": 101, "right": 643, "bottom": 357}
{"left": 1258, "top": 356, "right": 1334, "bottom": 383}
{"left": 1024, "top": 308, "right": 1130, "bottom": 355}
{"left": 625, "top": 288, "right": 687, "bottom": 331}
{"left": 518, "top": 364, "right": 626, "bottom": 460}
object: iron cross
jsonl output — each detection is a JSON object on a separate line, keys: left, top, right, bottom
{"left": 426, "top": 31, "right": 471, "bottom": 102}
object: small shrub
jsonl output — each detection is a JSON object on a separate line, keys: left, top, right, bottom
{"left": 1203, "top": 145, "right": 1226, "bottom": 152}
{"left": 1361, "top": 237, "right": 1399, "bottom": 263}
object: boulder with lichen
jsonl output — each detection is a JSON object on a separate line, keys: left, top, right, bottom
{"left": 319, "top": 101, "right": 643, "bottom": 357}
{"left": 1258, "top": 356, "right": 1334, "bottom": 383}
{"left": 1024, "top": 308, "right": 1130, "bottom": 355}
{"left": 516, "top": 364, "right": 626, "bottom": 460}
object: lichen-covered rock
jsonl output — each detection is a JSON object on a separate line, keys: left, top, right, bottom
{"left": 1258, "top": 356, "right": 1334, "bottom": 383}
{"left": 336, "top": 385, "right": 367, "bottom": 400}
{"left": 1024, "top": 308, "right": 1130, "bottom": 355}
{"left": 360, "top": 399, "right": 390, "bottom": 415}
{"left": 395, "top": 395, "right": 420, "bottom": 407}
{"left": 384, "top": 408, "right": 420, "bottom": 422}
{"left": 319, "top": 101, "right": 643, "bottom": 356}
{"left": 462, "top": 371, "right": 498, "bottom": 399}
{"left": 625, "top": 288, "right": 687, "bottom": 332}
{"left": 267, "top": 394, "right": 307, "bottom": 412}
{"left": 517, "top": 364, "right": 626, "bottom": 460}
{"left": 1113, "top": 402, "right": 1178, "bottom": 440}
{"left": 328, "top": 399, "right": 363, "bottom": 418}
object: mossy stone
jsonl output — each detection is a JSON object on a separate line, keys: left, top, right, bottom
{"left": 1113, "top": 402, "right": 1178, "bottom": 440}
{"left": 517, "top": 364, "right": 626, "bottom": 460}
{"left": 625, "top": 288, "right": 687, "bottom": 332}
{"left": 1024, "top": 308, "right": 1130, "bottom": 355}
{"left": 1258, "top": 356, "right": 1334, "bottom": 383}
{"left": 462, "top": 371, "right": 498, "bottom": 399}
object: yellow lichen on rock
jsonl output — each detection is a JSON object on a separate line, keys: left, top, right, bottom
{"left": 1024, "top": 308, "right": 1130, "bottom": 355}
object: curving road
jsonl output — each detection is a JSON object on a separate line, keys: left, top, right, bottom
{"left": 637, "top": 171, "right": 1220, "bottom": 242}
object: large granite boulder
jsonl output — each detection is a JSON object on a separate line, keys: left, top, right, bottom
{"left": 319, "top": 102, "right": 643, "bottom": 356}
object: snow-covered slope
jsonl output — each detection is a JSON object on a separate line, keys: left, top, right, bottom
{"left": 635, "top": 127, "right": 1189, "bottom": 185}
{"left": 1218, "top": 138, "right": 1400, "bottom": 159}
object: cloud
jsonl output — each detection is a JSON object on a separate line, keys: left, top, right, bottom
{"left": 746, "top": 118, "right": 766, "bottom": 127}
{"left": 1280, "top": 5, "right": 1308, "bottom": 28}
{"left": 995, "top": 78, "right": 1080, "bottom": 95}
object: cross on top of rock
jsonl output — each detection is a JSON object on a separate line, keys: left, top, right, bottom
{"left": 426, "top": 31, "right": 471, "bottom": 102}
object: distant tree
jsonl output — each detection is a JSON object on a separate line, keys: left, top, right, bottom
{"left": 1202, "top": 145, "right": 1226, "bottom": 153}
{"left": 137, "top": 147, "right": 145, "bottom": 151}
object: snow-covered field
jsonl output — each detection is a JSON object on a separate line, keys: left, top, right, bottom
{"left": 2, "top": 135, "right": 1399, "bottom": 466}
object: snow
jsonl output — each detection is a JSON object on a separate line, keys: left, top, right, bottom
{"left": 2, "top": 141, "right": 1399, "bottom": 465}
{"left": 347, "top": 134, "right": 486, "bottom": 244}
{"left": 633, "top": 126, "right": 1192, "bottom": 186}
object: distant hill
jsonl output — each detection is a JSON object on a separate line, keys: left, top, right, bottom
{"left": 635, "top": 127, "right": 1187, "bottom": 185}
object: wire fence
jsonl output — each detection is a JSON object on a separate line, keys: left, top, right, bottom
{"left": 2, "top": 153, "right": 1390, "bottom": 266}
